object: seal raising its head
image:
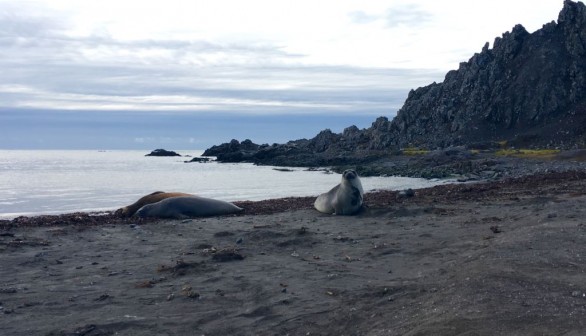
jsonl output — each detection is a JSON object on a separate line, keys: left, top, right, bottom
{"left": 135, "top": 196, "right": 244, "bottom": 219}
{"left": 314, "top": 169, "right": 364, "bottom": 215}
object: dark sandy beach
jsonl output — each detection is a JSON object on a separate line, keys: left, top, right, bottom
{"left": 1, "top": 171, "right": 586, "bottom": 335}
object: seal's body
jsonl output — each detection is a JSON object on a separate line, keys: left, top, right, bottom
{"left": 117, "top": 191, "right": 193, "bottom": 217}
{"left": 314, "top": 169, "right": 364, "bottom": 215}
{"left": 135, "top": 196, "right": 243, "bottom": 219}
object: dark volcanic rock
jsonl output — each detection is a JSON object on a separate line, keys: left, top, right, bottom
{"left": 145, "top": 149, "right": 182, "bottom": 157}
{"left": 382, "top": 0, "right": 586, "bottom": 149}
{"left": 205, "top": 1, "right": 586, "bottom": 170}
{"left": 202, "top": 139, "right": 260, "bottom": 162}
{"left": 184, "top": 157, "right": 212, "bottom": 163}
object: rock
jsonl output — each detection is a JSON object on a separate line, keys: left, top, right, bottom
{"left": 202, "top": 139, "right": 262, "bottom": 162}
{"left": 203, "top": 1, "right": 586, "bottom": 171}
{"left": 490, "top": 226, "right": 502, "bottom": 234}
{"left": 202, "top": 139, "right": 260, "bottom": 157}
{"left": 212, "top": 248, "right": 245, "bottom": 262}
{"left": 145, "top": 149, "right": 182, "bottom": 157}
{"left": 384, "top": 0, "right": 586, "bottom": 150}
{"left": 184, "top": 157, "right": 212, "bottom": 163}
{"left": 480, "top": 170, "right": 497, "bottom": 177}
{"left": 273, "top": 168, "right": 294, "bottom": 172}
{"left": 398, "top": 189, "right": 415, "bottom": 198}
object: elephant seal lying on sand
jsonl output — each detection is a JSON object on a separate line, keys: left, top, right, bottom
{"left": 135, "top": 196, "right": 244, "bottom": 219}
{"left": 116, "top": 191, "right": 193, "bottom": 217}
{"left": 314, "top": 169, "right": 364, "bottom": 215}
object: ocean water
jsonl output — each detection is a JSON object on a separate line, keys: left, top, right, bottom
{"left": 0, "top": 150, "right": 452, "bottom": 219}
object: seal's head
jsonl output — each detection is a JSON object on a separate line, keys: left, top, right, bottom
{"left": 342, "top": 169, "right": 358, "bottom": 181}
{"left": 341, "top": 169, "right": 364, "bottom": 195}
{"left": 114, "top": 207, "right": 129, "bottom": 217}
{"left": 134, "top": 205, "right": 151, "bottom": 218}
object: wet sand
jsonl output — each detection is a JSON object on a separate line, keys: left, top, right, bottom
{"left": 1, "top": 171, "right": 586, "bottom": 335}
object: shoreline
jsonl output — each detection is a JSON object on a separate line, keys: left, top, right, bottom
{"left": 0, "top": 149, "right": 456, "bottom": 220}
{"left": 3, "top": 149, "right": 586, "bottom": 221}
{"left": 2, "top": 169, "right": 584, "bottom": 226}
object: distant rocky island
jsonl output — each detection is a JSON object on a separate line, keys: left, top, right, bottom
{"left": 145, "top": 149, "right": 182, "bottom": 157}
{"left": 203, "top": 0, "right": 586, "bottom": 178}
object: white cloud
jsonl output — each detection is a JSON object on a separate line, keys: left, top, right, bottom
{"left": 348, "top": 11, "right": 379, "bottom": 24}
{"left": 385, "top": 4, "right": 433, "bottom": 28}
{"left": 0, "top": 0, "right": 565, "bottom": 117}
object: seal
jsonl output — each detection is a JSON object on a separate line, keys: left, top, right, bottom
{"left": 116, "top": 191, "right": 193, "bottom": 217}
{"left": 134, "top": 196, "right": 244, "bottom": 219}
{"left": 314, "top": 169, "right": 364, "bottom": 215}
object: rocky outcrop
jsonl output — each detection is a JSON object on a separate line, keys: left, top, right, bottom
{"left": 145, "top": 149, "right": 182, "bottom": 157}
{"left": 204, "top": 1, "right": 586, "bottom": 168}
{"left": 184, "top": 157, "right": 211, "bottom": 163}
{"left": 388, "top": 0, "right": 586, "bottom": 149}
{"left": 202, "top": 139, "right": 261, "bottom": 162}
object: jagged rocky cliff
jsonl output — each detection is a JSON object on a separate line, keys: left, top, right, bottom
{"left": 205, "top": 0, "right": 586, "bottom": 165}
{"left": 386, "top": 0, "right": 586, "bottom": 149}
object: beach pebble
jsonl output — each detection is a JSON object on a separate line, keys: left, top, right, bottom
{"left": 182, "top": 288, "right": 200, "bottom": 299}
{"left": 95, "top": 294, "right": 110, "bottom": 301}
{"left": 398, "top": 188, "right": 415, "bottom": 198}
{"left": 490, "top": 226, "right": 502, "bottom": 234}
{"left": 212, "top": 249, "right": 245, "bottom": 262}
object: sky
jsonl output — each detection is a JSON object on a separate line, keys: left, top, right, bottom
{"left": 0, "top": 0, "right": 565, "bottom": 149}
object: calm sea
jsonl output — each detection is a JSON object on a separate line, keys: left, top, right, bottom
{"left": 0, "top": 150, "right": 452, "bottom": 219}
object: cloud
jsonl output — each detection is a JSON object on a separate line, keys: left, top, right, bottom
{"left": 348, "top": 4, "right": 433, "bottom": 29}
{"left": 0, "top": 61, "right": 442, "bottom": 115}
{"left": 385, "top": 4, "right": 433, "bottom": 28}
{"left": 0, "top": 6, "right": 444, "bottom": 116}
{"left": 0, "top": 2, "right": 69, "bottom": 37}
{"left": 0, "top": 0, "right": 446, "bottom": 124}
{"left": 348, "top": 11, "right": 379, "bottom": 24}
